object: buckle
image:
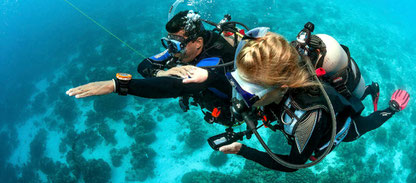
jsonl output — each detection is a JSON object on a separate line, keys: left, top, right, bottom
{"left": 204, "top": 113, "right": 215, "bottom": 124}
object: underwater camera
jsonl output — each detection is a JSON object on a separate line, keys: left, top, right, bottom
{"left": 207, "top": 98, "right": 257, "bottom": 150}
{"left": 207, "top": 127, "right": 247, "bottom": 150}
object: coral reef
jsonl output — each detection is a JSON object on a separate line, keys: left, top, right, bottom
{"left": 98, "top": 123, "right": 117, "bottom": 145}
{"left": 110, "top": 147, "right": 129, "bottom": 167}
{"left": 17, "top": 164, "right": 41, "bottom": 183}
{"left": 93, "top": 94, "right": 127, "bottom": 121}
{"left": 156, "top": 99, "right": 183, "bottom": 118}
{"left": 82, "top": 159, "right": 112, "bottom": 183}
{"left": 85, "top": 110, "right": 105, "bottom": 128}
{"left": 43, "top": 116, "right": 59, "bottom": 131}
{"left": 29, "top": 129, "right": 48, "bottom": 166}
{"left": 124, "top": 113, "right": 157, "bottom": 145}
{"left": 80, "top": 129, "right": 103, "bottom": 149}
{"left": 208, "top": 151, "right": 228, "bottom": 167}
{"left": 30, "top": 93, "right": 47, "bottom": 115}
{"left": 65, "top": 151, "right": 112, "bottom": 183}
{"left": 0, "top": 163, "right": 18, "bottom": 183}
{"left": 285, "top": 168, "right": 317, "bottom": 183}
{"left": 39, "top": 157, "right": 77, "bottom": 183}
{"left": 183, "top": 111, "right": 207, "bottom": 149}
{"left": 0, "top": 131, "right": 17, "bottom": 166}
{"left": 237, "top": 160, "right": 284, "bottom": 182}
{"left": 127, "top": 142, "right": 156, "bottom": 182}
{"left": 54, "top": 95, "right": 80, "bottom": 130}
{"left": 181, "top": 170, "right": 237, "bottom": 183}
{"left": 373, "top": 127, "right": 388, "bottom": 145}
{"left": 0, "top": 131, "right": 18, "bottom": 183}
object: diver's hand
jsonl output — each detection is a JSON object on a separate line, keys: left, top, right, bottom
{"left": 219, "top": 142, "right": 242, "bottom": 154}
{"left": 156, "top": 66, "right": 195, "bottom": 78}
{"left": 182, "top": 67, "right": 208, "bottom": 84}
{"left": 66, "top": 80, "right": 114, "bottom": 98}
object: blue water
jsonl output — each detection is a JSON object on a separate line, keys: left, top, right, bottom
{"left": 0, "top": 0, "right": 415, "bottom": 182}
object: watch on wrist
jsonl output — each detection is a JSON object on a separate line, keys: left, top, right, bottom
{"left": 116, "top": 73, "right": 132, "bottom": 96}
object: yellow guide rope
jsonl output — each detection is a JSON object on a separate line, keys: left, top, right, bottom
{"left": 62, "top": 0, "right": 146, "bottom": 59}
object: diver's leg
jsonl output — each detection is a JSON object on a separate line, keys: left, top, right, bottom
{"left": 360, "top": 85, "right": 372, "bottom": 100}
{"left": 354, "top": 108, "right": 395, "bottom": 135}
{"left": 344, "top": 89, "right": 410, "bottom": 142}
{"left": 360, "top": 82, "right": 380, "bottom": 111}
{"left": 343, "top": 108, "right": 395, "bottom": 142}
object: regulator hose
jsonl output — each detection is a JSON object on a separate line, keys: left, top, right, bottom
{"left": 243, "top": 56, "right": 337, "bottom": 169}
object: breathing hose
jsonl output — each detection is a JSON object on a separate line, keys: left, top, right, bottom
{"left": 243, "top": 56, "right": 337, "bottom": 169}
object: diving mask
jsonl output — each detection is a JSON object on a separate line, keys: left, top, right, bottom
{"left": 226, "top": 71, "right": 276, "bottom": 108}
{"left": 161, "top": 34, "right": 189, "bottom": 56}
{"left": 227, "top": 27, "right": 273, "bottom": 108}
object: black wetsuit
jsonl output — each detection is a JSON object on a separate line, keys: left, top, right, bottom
{"left": 237, "top": 86, "right": 396, "bottom": 172}
{"left": 130, "top": 30, "right": 236, "bottom": 126}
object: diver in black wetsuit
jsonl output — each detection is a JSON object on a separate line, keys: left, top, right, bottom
{"left": 219, "top": 27, "right": 410, "bottom": 172}
{"left": 66, "top": 10, "right": 239, "bottom": 126}
{"left": 137, "top": 10, "right": 235, "bottom": 78}
{"left": 135, "top": 10, "right": 237, "bottom": 125}
{"left": 187, "top": 26, "right": 410, "bottom": 172}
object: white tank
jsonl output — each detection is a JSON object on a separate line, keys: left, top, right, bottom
{"left": 316, "top": 34, "right": 365, "bottom": 99}
{"left": 315, "top": 34, "right": 349, "bottom": 76}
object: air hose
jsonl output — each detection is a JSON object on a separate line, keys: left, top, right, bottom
{"left": 198, "top": 21, "right": 249, "bottom": 69}
{"left": 243, "top": 56, "right": 337, "bottom": 169}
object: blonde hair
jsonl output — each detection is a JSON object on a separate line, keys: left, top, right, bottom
{"left": 236, "top": 32, "right": 317, "bottom": 88}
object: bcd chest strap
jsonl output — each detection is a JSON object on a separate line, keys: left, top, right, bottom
{"left": 266, "top": 86, "right": 358, "bottom": 153}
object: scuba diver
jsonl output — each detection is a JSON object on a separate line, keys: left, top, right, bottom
{"left": 188, "top": 25, "right": 410, "bottom": 172}
{"left": 66, "top": 10, "right": 248, "bottom": 127}
{"left": 135, "top": 10, "right": 238, "bottom": 126}
{"left": 138, "top": 10, "right": 238, "bottom": 78}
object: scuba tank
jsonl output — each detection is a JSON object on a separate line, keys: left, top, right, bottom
{"left": 310, "top": 34, "right": 366, "bottom": 99}
{"left": 295, "top": 23, "right": 366, "bottom": 100}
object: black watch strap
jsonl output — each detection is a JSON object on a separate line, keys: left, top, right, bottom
{"left": 116, "top": 78, "right": 130, "bottom": 96}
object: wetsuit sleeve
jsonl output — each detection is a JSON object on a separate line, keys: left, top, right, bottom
{"left": 125, "top": 72, "right": 225, "bottom": 98}
{"left": 137, "top": 50, "right": 172, "bottom": 78}
{"left": 205, "top": 68, "right": 230, "bottom": 92}
{"left": 237, "top": 110, "right": 328, "bottom": 172}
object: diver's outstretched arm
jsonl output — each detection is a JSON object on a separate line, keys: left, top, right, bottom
{"left": 66, "top": 66, "right": 226, "bottom": 99}
{"left": 66, "top": 80, "right": 115, "bottom": 98}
